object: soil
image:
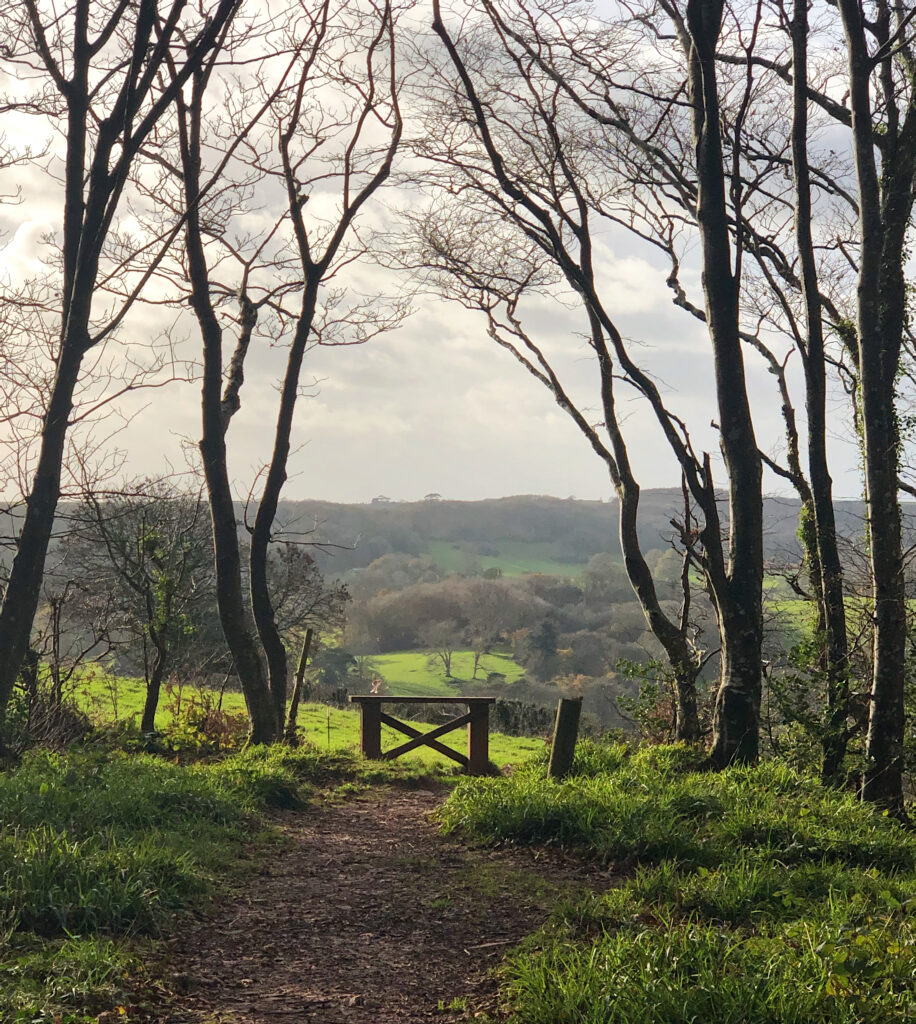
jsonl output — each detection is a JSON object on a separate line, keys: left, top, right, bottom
{"left": 152, "top": 783, "right": 612, "bottom": 1024}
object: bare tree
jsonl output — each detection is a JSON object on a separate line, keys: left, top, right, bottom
{"left": 592, "top": 0, "right": 855, "bottom": 781}
{"left": 0, "top": 0, "right": 241, "bottom": 749}
{"left": 563, "top": 0, "right": 856, "bottom": 781}
{"left": 173, "top": 0, "right": 406, "bottom": 741}
{"left": 422, "top": 620, "right": 460, "bottom": 679}
{"left": 833, "top": 0, "right": 916, "bottom": 812}
{"left": 424, "top": 0, "right": 916, "bottom": 792}
{"left": 773, "top": 0, "right": 851, "bottom": 783}
{"left": 674, "top": 0, "right": 915, "bottom": 803}
{"left": 420, "top": 0, "right": 777, "bottom": 748}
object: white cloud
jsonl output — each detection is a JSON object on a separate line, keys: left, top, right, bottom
{"left": 0, "top": 219, "right": 54, "bottom": 282}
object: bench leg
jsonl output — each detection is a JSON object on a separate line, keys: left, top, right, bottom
{"left": 361, "top": 701, "right": 382, "bottom": 759}
{"left": 467, "top": 703, "right": 489, "bottom": 775}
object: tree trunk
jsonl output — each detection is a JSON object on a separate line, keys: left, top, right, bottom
{"left": 0, "top": 48, "right": 96, "bottom": 731}
{"left": 710, "top": 603, "right": 761, "bottom": 764}
{"left": 141, "top": 647, "right": 167, "bottom": 734}
{"left": 836, "top": 0, "right": 914, "bottom": 813}
{"left": 249, "top": 291, "right": 318, "bottom": 730}
{"left": 248, "top": 522, "right": 290, "bottom": 732}
{"left": 674, "top": 675, "right": 700, "bottom": 744}
{"left": 861, "top": 411, "right": 905, "bottom": 809}
{"left": 0, "top": 343, "right": 84, "bottom": 744}
{"left": 180, "top": 76, "right": 279, "bottom": 745}
{"left": 199, "top": 413, "right": 278, "bottom": 744}
{"left": 788, "top": 0, "right": 850, "bottom": 783}
{"left": 618, "top": 478, "right": 701, "bottom": 743}
{"left": 686, "top": 0, "right": 763, "bottom": 765}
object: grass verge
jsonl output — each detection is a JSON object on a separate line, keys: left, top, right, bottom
{"left": 0, "top": 744, "right": 439, "bottom": 1022}
{"left": 440, "top": 742, "right": 916, "bottom": 1023}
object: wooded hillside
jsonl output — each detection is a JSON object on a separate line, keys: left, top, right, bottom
{"left": 274, "top": 492, "right": 889, "bottom": 575}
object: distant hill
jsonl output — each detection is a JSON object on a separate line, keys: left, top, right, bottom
{"left": 0, "top": 490, "right": 885, "bottom": 582}
{"left": 274, "top": 491, "right": 880, "bottom": 578}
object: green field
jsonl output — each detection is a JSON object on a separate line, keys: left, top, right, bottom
{"left": 74, "top": 670, "right": 249, "bottom": 724}
{"left": 426, "top": 539, "right": 586, "bottom": 578}
{"left": 369, "top": 649, "right": 526, "bottom": 697}
{"left": 766, "top": 599, "right": 816, "bottom": 649}
{"left": 75, "top": 671, "right": 543, "bottom": 768}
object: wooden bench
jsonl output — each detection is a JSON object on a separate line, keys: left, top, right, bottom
{"left": 348, "top": 695, "right": 496, "bottom": 775}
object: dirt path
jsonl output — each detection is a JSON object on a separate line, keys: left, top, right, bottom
{"left": 155, "top": 785, "right": 609, "bottom": 1024}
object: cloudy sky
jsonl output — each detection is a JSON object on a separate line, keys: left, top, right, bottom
{"left": 101, "top": 233, "right": 861, "bottom": 506}
{"left": 0, "top": 164, "right": 864, "bottom": 507}
{"left": 0, "top": 6, "right": 865, "bottom": 508}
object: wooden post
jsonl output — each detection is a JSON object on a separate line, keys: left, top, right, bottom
{"left": 284, "top": 628, "right": 313, "bottom": 745}
{"left": 548, "top": 697, "right": 582, "bottom": 779}
{"left": 467, "top": 701, "right": 490, "bottom": 775}
{"left": 360, "top": 699, "right": 383, "bottom": 759}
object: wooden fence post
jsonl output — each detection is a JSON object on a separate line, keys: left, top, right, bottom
{"left": 548, "top": 697, "right": 582, "bottom": 779}
{"left": 284, "top": 628, "right": 313, "bottom": 744}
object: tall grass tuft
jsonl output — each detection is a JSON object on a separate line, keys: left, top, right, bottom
{"left": 442, "top": 741, "right": 916, "bottom": 1023}
{"left": 0, "top": 741, "right": 415, "bottom": 1021}
{"left": 502, "top": 917, "right": 916, "bottom": 1024}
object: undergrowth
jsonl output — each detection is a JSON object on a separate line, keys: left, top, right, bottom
{"left": 441, "top": 741, "right": 916, "bottom": 1023}
{"left": 0, "top": 743, "right": 438, "bottom": 1022}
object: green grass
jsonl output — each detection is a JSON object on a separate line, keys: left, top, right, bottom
{"left": 440, "top": 742, "right": 916, "bottom": 1023}
{"left": 74, "top": 671, "right": 541, "bottom": 769}
{"left": 0, "top": 744, "right": 386, "bottom": 1021}
{"left": 74, "top": 669, "right": 249, "bottom": 725}
{"left": 500, "top": 918, "right": 916, "bottom": 1024}
{"left": 426, "top": 540, "right": 585, "bottom": 578}
{"left": 0, "top": 747, "right": 315, "bottom": 938}
{"left": 370, "top": 649, "right": 526, "bottom": 697}
{"left": 1, "top": 932, "right": 139, "bottom": 1024}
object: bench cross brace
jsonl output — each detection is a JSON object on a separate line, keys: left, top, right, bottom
{"left": 349, "top": 696, "right": 494, "bottom": 775}
{"left": 380, "top": 710, "right": 472, "bottom": 766}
